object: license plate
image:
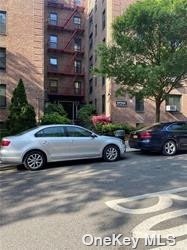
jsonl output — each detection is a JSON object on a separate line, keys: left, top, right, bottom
{"left": 133, "top": 135, "right": 138, "bottom": 139}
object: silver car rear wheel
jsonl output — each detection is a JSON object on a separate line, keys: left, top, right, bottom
{"left": 162, "top": 140, "right": 177, "bottom": 156}
{"left": 103, "top": 145, "right": 120, "bottom": 162}
{"left": 24, "top": 151, "right": 46, "bottom": 170}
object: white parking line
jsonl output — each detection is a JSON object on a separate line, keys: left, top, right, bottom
{"left": 106, "top": 187, "right": 187, "bottom": 249}
{"left": 105, "top": 187, "right": 187, "bottom": 214}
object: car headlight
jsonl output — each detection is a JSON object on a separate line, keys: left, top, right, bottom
{"left": 121, "top": 139, "right": 125, "bottom": 145}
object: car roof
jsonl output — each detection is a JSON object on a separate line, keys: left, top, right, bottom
{"left": 36, "top": 124, "right": 84, "bottom": 129}
{"left": 160, "top": 121, "right": 187, "bottom": 126}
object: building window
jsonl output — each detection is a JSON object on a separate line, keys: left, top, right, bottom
{"left": 102, "top": 77, "right": 105, "bottom": 85}
{"left": 95, "top": 0, "right": 97, "bottom": 12}
{"left": 49, "top": 79, "right": 58, "bottom": 93}
{"left": 0, "top": 48, "right": 6, "bottom": 70}
{"left": 102, "top": 94, "right": 105, "bottom": 113}
{"left": 74, "top": 38, "right": 81, "bottom": 51}
{"left": 49, "top": 13, "right": 58, "bottom": 25}
{"left": 95, "top": 24, "right": 97, "bottom": 37}
{"left": 95, "top": 98, "right": 97, "bottom": 109}
{"left": 166, "top": 95, "right": 181, "bottom": 111}
{"left": 89, "top": 32, "right": 93, "bottom": 50}
{"left": 0, "top": 84, "right": 6, "bottom": 107}
{"left": 95, "top": 53, "right": 97, "bottom": 63}
{"left": 49, "top": 57, "right": 58, "bottom": 67}
{"left": 135, "top": 97, "right": 144, "bottom": 112}
{"left": 74, "top": 0, "right": 81, "bottom": 5}
{"left": 89, "top": 78, "right": 93, "bottom": 94}
{"left": 49, "top": 35, "right": 58, "bottom": 48}
{"left": 102, "top": 10, "right": 106, "bottom": 30}
{"left": 89, "top": 55, "right": 93, "bottom": 71}
{"left": 74, "top": 81, "right": 81, "bottom": 94}
{"left": 73, "top": 16, "right": 81, "bottom": 27}
{"left": 89, "top": 14, "right": 93, "bottom": 33}
{"left": 95, "top": 77, "right": 97, "bottom": 86}
{"left": 0, "top": 11, "right": 6, "bottom": 34}
{"left": 74, "top": 60, "right": 81, "bottom": 73}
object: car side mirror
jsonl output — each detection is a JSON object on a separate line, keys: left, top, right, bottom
{"left": 91, "top": 133, "right": 97, "bottom": 138}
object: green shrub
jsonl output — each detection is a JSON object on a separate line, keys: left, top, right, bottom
{"left": 94, "top": 123, "right": 135, "bottom": 135}
{"left": 45, "top": 103, "right": 67, "bottom": 117}
{"left": 6, "top": 79, "right": 36, "bottom": 135}
{"left": 77, "top": 104, "right": 96, "bottom": 128}
{"left": 40, "top": 112, "right": 71, "bottom": 125}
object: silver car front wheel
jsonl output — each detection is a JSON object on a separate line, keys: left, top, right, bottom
{"left": 103, "top": 145, "right": 120, "bottom": 162}
{"left": 162, "top": 140, "right": 177, "bottom": 156}
{"left": 24, "top": 150, "right": 46, "bottom": 170}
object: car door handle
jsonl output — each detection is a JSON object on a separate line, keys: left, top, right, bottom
{"left": 42, "top": 140, "right": 48, "bottom": 144}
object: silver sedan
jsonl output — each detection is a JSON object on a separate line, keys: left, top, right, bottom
{"left": 0, "top": 125, "right": 126, "bottom": 170}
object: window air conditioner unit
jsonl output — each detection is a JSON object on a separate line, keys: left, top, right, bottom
{"left": 166, "top": 105, "right": 177, "bottom": 112}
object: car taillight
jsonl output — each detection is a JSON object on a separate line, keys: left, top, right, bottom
{"left": 140, "top": 131, "right": 152, "bottom": 139}
{"left": 0, "top": 139, "right": 11, "bottom": 147}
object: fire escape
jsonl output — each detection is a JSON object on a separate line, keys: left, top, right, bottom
{"left": 47, "top": 0, "right": 85, "bottom": 97}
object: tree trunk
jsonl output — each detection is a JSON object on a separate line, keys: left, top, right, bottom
{"left": 155, "top": 100, "right": 161, "bottom": 123}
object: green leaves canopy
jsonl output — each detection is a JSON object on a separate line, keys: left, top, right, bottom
{"left": 96, "top": 0, "right": 187, "bottom": 103}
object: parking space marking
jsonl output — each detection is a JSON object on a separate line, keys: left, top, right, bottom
{"left": 105, "top": 187, "right": 187, "bottom": 214}
{"left": 106, "top": 187, "right": 187, "bottom": 249}
{"left": 132, "top": 209, "right": 187, "bottom": 238}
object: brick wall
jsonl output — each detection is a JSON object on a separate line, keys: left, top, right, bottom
{"left": 0, "top": 0, "right": 44, "bottom": 122}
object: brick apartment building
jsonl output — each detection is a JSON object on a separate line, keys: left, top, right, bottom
{"left": 0, "top": 0, "right": 85, "bottom": 125}
{"left": 45, "top": 0, "right": 85, "bottom": 121}
{"left": 0, "top": 0, "right": 187, "bottom": 127}
{"left": 0, "top": 0, "right": 44, "bottom": 124}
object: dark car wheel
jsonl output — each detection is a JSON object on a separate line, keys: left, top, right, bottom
{"left": 162, "top": 140, "right": 177, "bottom": 156}
{"left": 103, "top": 145, "right": 120, "bottom": 162}
{"left": 23, "top": 150, "right": 46, "bottom": 170}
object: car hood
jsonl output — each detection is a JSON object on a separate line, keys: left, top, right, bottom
{"left": 99, "top": 135, "right": 122, "bottom": 141}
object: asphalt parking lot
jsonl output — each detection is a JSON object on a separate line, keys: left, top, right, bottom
{"left": 0, "top": 150, "right": 187, "bottom": 250}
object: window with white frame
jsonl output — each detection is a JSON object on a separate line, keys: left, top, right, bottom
{"left": 0, "top": 48, "right": 6, "bottom": 70}
{"left": 73, "top": 16, "right": 81, "bottom": 26}
{"left": 49, "top": 13, "right": 58, "bottom": 25}
{"left": 49, "top": 35, "right": 58, "bottom": 48}
{"left": 49, "top": 79, "right": 58, "bottom": 93}
{"left": 0, "top": 11, "right": 6, "bottom": 34}
{"left": 74, "top": 81, "right": 81, "bottom": 94}
{"left": 135, "top": 96, "right": 144, "bottom": 112}
{"left": 49, "top": 57, "right": 58, "bottom": 67}
{"left": 74, "top": 38, "right": 81, "bottom": 51}
{"left": 166, "top": 95, "right": 181, "bottom": 111}
{"left": 74, "top": 60, "right": 81, "bottom": 73}
{"left": 0, "top": 84, "right": 6, "bottom": 107}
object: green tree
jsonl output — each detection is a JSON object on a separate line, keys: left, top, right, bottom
{"left": 7, "top": 79, "right": 36, "bottom": 134}
{"left": 95, "top": 0, "right": 187, "bottom": 122}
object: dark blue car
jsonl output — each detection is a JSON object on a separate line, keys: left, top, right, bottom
{"left": 129, "top": 121, "right": 187, "bottom": 156}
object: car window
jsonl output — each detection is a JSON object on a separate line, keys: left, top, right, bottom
{"left": 140, "top": 124, "right": 164, "bottom": 131}
{"left": 66, "top": 126, "right": 92, "bottom": 137}
{"left": 35, "top": 126, "right": 65, "bottom": 137}
{"left": 168, "top": 123, "right": 187, "bottom": 131}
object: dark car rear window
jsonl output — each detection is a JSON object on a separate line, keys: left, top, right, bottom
{"left": 140, "top": 124, "right": 165, "bottom": 131}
